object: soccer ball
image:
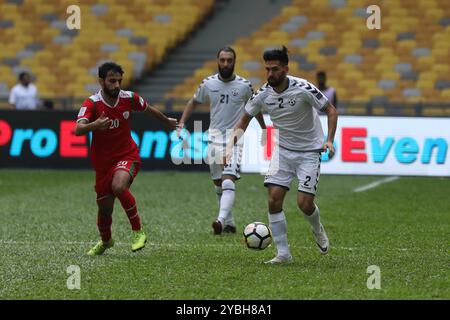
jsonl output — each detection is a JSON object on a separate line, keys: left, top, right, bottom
{"left": 243, "top": 222, "right": 272, "bottom": 250}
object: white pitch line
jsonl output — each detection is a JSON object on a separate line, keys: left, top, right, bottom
{"left": 353, "top": 176, "right": 400, "bottom": 193}
{"left": 0, "top": 240, "right": 229, "bottom": 247}
{"left": 0, "top": 240, "right": 410, "bottom": 251}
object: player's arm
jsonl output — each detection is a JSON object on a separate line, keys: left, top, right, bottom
{"left": 178, "top": 98, "right": 200, "bottom": 131}
{"left": 224, "top": 112, "right": 253, "bottom": 164}
{"left": 131, "top": 93, "right": 177, "bottom": 130}
{"left": 254, "top": 112, "right": 267, "bottom": 146}
{"left": 232, "top": 112, "right": 253, "bottom": 141}
{"left": 254, "top": 112, "right": 266, "bottom": 130}
{"left": 179, "top": 80, "right": 208, "bottom": 131}
{"left": 306, "top": 81, "right": 338, "bottom": 158}
{"left": 75, "top": 112, "right": 111, "bottom": 136}
{"left": 322, "top": 102, "right": 338, "bottom": 159}
{"left": 144, "top": 105, "right": 178, "bottom": 130}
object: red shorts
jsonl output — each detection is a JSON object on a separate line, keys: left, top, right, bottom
{"left": 95, "top": 158, "right": 141, "bottom": 200}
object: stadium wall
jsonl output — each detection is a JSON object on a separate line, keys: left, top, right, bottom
{"left": 0, "top": 111, "right": 448, "bottom": 176}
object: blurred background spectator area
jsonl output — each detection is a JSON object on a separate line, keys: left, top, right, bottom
{"left": 0, "top": 0, "right": 449, "bottom": 116}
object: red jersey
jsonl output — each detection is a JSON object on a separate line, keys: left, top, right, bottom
{"left": 76, "top": 90, "right": 148, "bottom": 170}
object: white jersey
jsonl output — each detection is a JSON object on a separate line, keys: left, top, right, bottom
{"left": 245, "top": 75, "right": 329, "bottom": 151}
{"left": 193, "top": 74, "right": 253, "bottom": 137}
{"left": 9, "top": 83, "right": 39, "bottom": 110}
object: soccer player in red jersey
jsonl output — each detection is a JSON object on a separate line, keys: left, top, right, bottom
{"left": 75, "top": 62, "right": 177, "bottom": 255}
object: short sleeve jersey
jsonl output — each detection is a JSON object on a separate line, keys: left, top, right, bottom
{"left": 76, "top": 90, "right": 148, "bottom": 170}
{"left": 193, "top": 74, "right": 253, "bottom": 136}
{"left": 245, "top": 75, "right": 329, "bottom": 151}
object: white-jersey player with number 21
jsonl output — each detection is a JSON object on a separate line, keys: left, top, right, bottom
{"left": 179, "top": 46, "right": 266, "bottom": 235}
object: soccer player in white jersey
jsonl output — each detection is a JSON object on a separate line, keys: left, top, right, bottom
{"left": 226, "top": 46, "right": 338, "bottom": 264}
{"left": 179, "top": 47, "right": 266, "bottom": 235}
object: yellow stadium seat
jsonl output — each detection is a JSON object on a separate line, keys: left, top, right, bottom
{"left": 0, "top": 0, "right": 215, "bottom": 102}
{"left": 5, "top": 0, "right": 428, "bottom": 105}
{"left": 440, "top": 89, "right": 450, "bottom": 99}
{"left": 417, "top": 79, "right": 434, "bottom": 90}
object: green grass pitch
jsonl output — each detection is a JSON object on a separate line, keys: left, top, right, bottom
{"left": 0, "top": 170, "right": 449, "bottom": 299}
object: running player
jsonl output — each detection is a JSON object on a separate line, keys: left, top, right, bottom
{"left": 75, "top": 62, "right": 177, "bottom": 255}
{"left": 226, "top": 46, "right": 338, "bottom": 264}
{"left": 178, "top": 47, "right": 266, "bottom": 235}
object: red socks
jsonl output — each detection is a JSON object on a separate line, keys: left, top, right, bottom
{"left": 97, "top": 214, "right": 112, "bottom": 242}
{"left": 117, "top": 189, "right": 142, "bottom": 231}
{"left": 96, "top": 189, "right": 141, "bottom": 241}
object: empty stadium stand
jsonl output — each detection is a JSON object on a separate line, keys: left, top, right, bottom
{"left": 0, "top": 0, "right": 213, "bottom": 107}
{"left": 166, "top": 0, "right": 450, "bottom": 115}
{"left": 131, "top": 0, "right": 291, "bottom": 105}
{"left": 1, "top": 0, "right": 449, "bottom": 115}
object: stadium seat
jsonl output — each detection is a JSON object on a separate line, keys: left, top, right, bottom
{"left": 2, "top": 0, "right": 449, "bottom": 110}
{"left": 167, "top": 0, "right": 450, "bottom": 108}
{"left": 0, "top": 0, "right": 214, "bottom": 108}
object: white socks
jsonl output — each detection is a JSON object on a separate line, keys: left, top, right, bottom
{"left": 225, "top": 213, "right": 235, "bottom": 227}
{"left": 304, "top": 204, "right": 321, "bottom": 234}
{"left": 268, "top": 211, "right": 290, "bottom": 257}
{"left": 217, "top": 179, "right": 235, "bottom": 225}
{"left": 215, "top": 186, "right": 222, "bottom": 208}
{"left": 215, "top": 185, "right": 235, "bottom": 225}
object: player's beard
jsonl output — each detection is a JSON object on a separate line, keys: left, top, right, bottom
{"left": 268, "top": 74, "right": 285, "bottom": 88}
{"left": 218, "top": 65, "right": 234, "bottom": 79}
{"left": 104, "top": 87, "right": 120, "bottom": 98}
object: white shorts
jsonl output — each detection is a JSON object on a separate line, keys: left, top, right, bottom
{"left": 207, "top": 142, "right": 242, "bottom": 180}
{"left": 264, "top": 147, "right": 321, "bottom": 194}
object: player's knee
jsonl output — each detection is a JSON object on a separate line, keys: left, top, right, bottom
{"left": 221, "top": 179, "right": 235, "bottom": 191}
{"left": 297, "top": 198, "right": 315, "bottom": 215}
{"left": 111, "top": 182, "right": 126, "bottom": 196}
{"left": 268, "top": 196, "right": 283, "bottom": 213}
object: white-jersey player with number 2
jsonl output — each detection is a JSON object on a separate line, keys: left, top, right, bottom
{"left": 179, "top": 47, "right": 266, "bottom": 235}
{"left": 226, "top": 46, "right": 338, "bottom": 264}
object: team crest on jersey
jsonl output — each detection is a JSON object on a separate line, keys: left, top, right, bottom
{"left": 123, "top": 111, "right": 129, "bottom": 119}
{"left": 231, "top": 89, "right": 239, "bottom": 96}
{"left": 288, "top": 99, "right": 296, "bottom": 106}
{"left": 139, "top": 96, "right": 144, "bottom": 107}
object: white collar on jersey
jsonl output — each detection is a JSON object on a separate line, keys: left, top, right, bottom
{"left": 99, "top": 89, "right": 120, "bottom": 108}
{"left": 217, "top": 73, "right": 236, "bottom": 83}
